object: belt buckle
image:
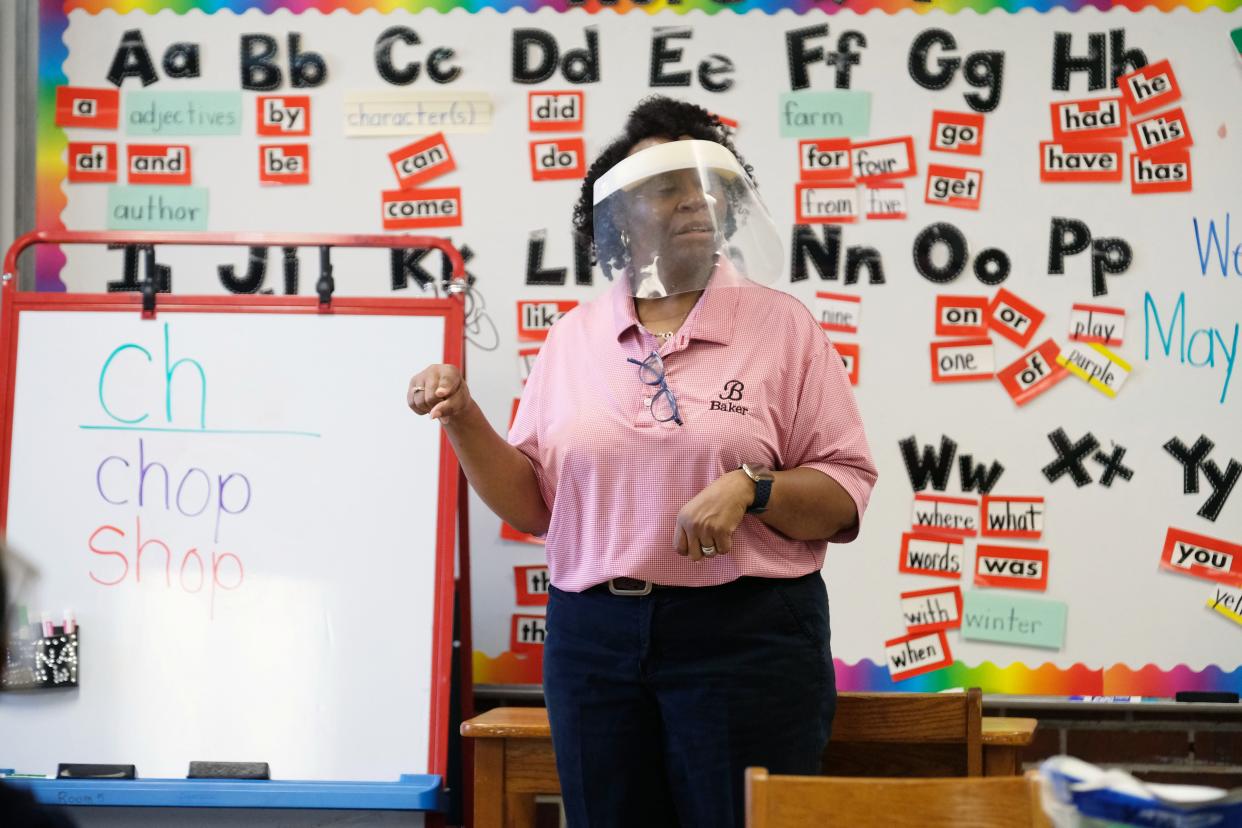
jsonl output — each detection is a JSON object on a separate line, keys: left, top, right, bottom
{"left": 608, "top": 577, "right": 653, "bottom": 596}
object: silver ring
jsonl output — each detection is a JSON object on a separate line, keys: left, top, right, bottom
{"left": 701, "top": 545, "right": 716, "bottom": 556}
{"left": 413, "top": 387, "right": 424, "bottom": 394}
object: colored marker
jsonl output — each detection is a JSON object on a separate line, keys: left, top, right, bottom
{"left": 63, "top": 610, "right": 75, "bottom": 636}
{"left": 40, "top": 613, "right": 54, "bottom": 638}
{"left": 1067, "top": 695, "right": 1147, "bottom": 702}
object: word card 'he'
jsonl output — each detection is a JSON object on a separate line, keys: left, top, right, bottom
{"left": 1117, "top": 59, "right": 1182, "bottom": 116}
{"left": 1056, "top": 342, "right": 1131, "bottom": 397}
{"left": 974, "top": 545, "right": 1049, "bottom": 592}
{"left": 981, "top": 495, "right": 1045, "bottom": 540}
{"left": 899, "top": 532, "right": 965, "bottom": 579}
{"left": 997, "top": 339, "right": 1068, "bottom": 406}
{"left": 930, "top": 338, "right": 994, "bottom": 383}
{"left": 911, "top": 494, "right": 979, "bottom": 537}
{"left": 929, "top": 111, "right": 984, "bottom": 155}
{"left": 885, "top": 630, "right": 953, "bottom": 681}
{"left": 1160, "top": 528, "right": 1242, "bottom": 586}
{"left": 901, "top": 586, "right": 963, "bottom": 633}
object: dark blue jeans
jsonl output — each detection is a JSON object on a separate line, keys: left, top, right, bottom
{"left": 543, "top": 572, "right": 836, "bottom": 828}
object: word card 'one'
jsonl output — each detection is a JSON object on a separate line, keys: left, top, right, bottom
{"left": 997, "top": 339, "right": 1068, "bottom": 406}
{"left": 930, "top": 338, "right": 994, "bottom": 383}
{"left": 901, "top": 585, "right": 963, "bottom": 633}
{"left": 974, "top": 545, "right": 1049, "bottom": 592}
{"left": 911, "top": 494, "right": 979, "bottom": 537}
{"left": 1160, "top": 528, "right": 1242, "bottom": 586}
{"left": 885, "top": 629, "right": 953, "bottom": 681}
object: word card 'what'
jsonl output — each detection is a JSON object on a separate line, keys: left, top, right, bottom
{"left": 381, "top": 187, "right": 462, "bottom": 230}
{"left": 529, "top": 91, "right": 584, "bottom": 132}
{"left": 1118, "top": 59, "right": 1182, "bottom": 116}
{"left": 1130, "top": 108, "right": 1193, "bottom": 157}
{"left": 929, "top": 111, "right": 984, "bottom": 156}
{"left": 256, "top": 95, "right": 311, "bottom": 136}
{"left": 795, "top": 183, "right": 858, "bottom": 224}
{"left": 1040, "top": 140, "right": 1124, "bottom": 183}
{"left": 816, "top": 292, "right": 861, "bottom": 333}
{"left": 128, "top": 145, "right": 191, "bottom": 185}
{"left": 517, "top": 300, "right": 578, "bottom": 341}
{"left": 531, "top": 138, "right": 586, "bottom": 181}
{"left": 1069, "top": 304, "right": 1125, "bottom": 346}
{"left": 936, "top": 296, "right": 990, "bottom": 338}
{"left": 911, "top": 494, "right": 979, "bottom": 537}
{"left": 925, "top": 165, "right": 983, "bottom": 210}
{"left": 997, "top": 339, "right": 1069, "bottom": 407}
{"left": 851, "top": 136, "right": 917, "bottom": 182}
{"left": 974, "top": 545, "right": 1049, "bottom": 592}
{"left": 863, "top": 184, "right": 907, "bottom": 220}
{"left": 389, "top": 133, "right": 456, "bottom": 188}
{"left": 981, "top": 495, "right": 1045, "bottom": 540}
{"left": 514, "top": 565, "right": 550, "bottom": 607}
{"left": 834, "top": 341, "right": 860, "bottom": 385}
{"left": 1160, "top": 528, "right": 1242, "bottom": 586}
{"left": 67, "top": 142, "right": 118, "bottom": 183}
{"left": 799, "top": 139, "right": 852, "bottom": 181}
{"left": 930, "top": 338, "right": 994, "bottom": 383}
{"left": 988, "top": 288, "right": 1045, "bottom": 348}
{"left": 56, "top": 86, "right": 119, "bottom": 129}
{"left": 511, "top": 613, "right": 548, "bottom": 653}
{"left": 259, "top": 145, "right": 309, "bottom": 185}
{"left": 1056, "top": 342, "right": 1131, "bottom": 398}
{"left": 885, "top": 630, "right": 953, "bottom": 681}
{"left": 1050, "top": 98, "right": 1127, "bottom": 141}
{"left": 1207, "top": 583, "right": 1242, "bottom": 626}
{"left": 901, "top": 586, "right": 963, "bottom": 633}
{"left": 899, "top": 531, "right": 964, "bottom": 579}
{"left": 1131, "top": 150, "right": 1192, "bottom": 195}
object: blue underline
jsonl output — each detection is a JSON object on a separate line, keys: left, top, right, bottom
{"left": 78, "top": 425, "right": 322, "bottom": 438}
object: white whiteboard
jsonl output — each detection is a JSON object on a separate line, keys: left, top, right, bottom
{"left": 1, "top": 303, "right": 450, "bottom": 780}
{"left": 38, "top": 3, "right": 1242, "bottom": 687}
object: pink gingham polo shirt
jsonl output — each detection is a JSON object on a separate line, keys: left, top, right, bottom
{"left": 508, "top": 274, "right": 878, "bottom": 592}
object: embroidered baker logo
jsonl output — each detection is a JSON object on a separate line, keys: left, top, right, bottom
{"left": 712, "top": 380, "right": 749, "bottom": 414}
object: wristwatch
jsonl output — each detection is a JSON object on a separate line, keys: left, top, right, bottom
{"left": 740, "top": 463, "right": 775, "bottom": 514}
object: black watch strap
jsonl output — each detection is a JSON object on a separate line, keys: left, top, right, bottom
{"left": 747, "top": 476, "right": 773, "bottom": 514}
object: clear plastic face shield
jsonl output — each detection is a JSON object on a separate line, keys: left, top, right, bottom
{"left": 592, "top": 140, "right": 784, "bottom": 299}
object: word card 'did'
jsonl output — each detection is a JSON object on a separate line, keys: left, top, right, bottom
{"left": 899, "top": 531, "right": 964, "bottom": 579}
{"left": 529, "top": 91, "right": 584, "bottom": 132}
{"left": 901, "top": 585, "right": 964, "bottom": 634}
{"left": 885, "top": 629, "right": 953, "bottom": 681}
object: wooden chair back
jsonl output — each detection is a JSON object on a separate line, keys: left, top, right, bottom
{"left": 824, "top": 688, "right": 984, "bottom": 777}
{"left": 745, "top": 768, "right": 1052, "bottom": 828}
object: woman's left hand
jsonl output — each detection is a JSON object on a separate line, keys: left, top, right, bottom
{"left": 674, "top": 471, "right": 753, "bottom": 562}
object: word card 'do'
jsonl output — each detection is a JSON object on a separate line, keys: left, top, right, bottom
{"left": 1118, "top": 59, "right": 1182, "bottom": 116}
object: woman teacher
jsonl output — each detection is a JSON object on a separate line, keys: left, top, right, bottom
{"left": 408, "top": 96, "right": 877, "bottom": 827}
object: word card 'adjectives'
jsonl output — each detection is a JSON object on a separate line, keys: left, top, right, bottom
{"left": 258, "top": 145, "right": 309, "bottom": 186}
{"left": 901, "top": 586, "right": 964, "bottom": 633}
{"left": 998, "top": 339, "right": 1069, "bottom": 407}
{"left": 799, "top": 139, "right": 853, "bottom": 181}
{"left": 514, "top": 565, "right": 550, "bottom": 607}
{"left": 517, "top": 300, "right": 578, "bottom": 341}
{"left": 381, "top": 187, "right": 462, "bottom": 230}
{"left": 899, "top": 531, "right": 965, "bottom": 579}
{"left": 531, "top": 138, "right": 586, "bottom": 181}
{"left": 510, "top": 613, "right": 548, "bottom": 653}
{"left": 851, "top": 136, "right": 917, "bottom": 181}
{"left": 925, "top": 165, "right": 983, "bottom": 210}
{"left": 930, "top": 338, "right": 994, "bottom": 383}
{"left": 67, "top": 142, "right": 118, "bottom": 183}
{"left": 960, "top": 592, "right": 1067, "bottom": 649}
{"left": 256, "top": 95, "right": 311, "bottom": 136}
{"left": 1207, "top": 583, "right": 1242, "bottom": 626}
{"left": 529, "top": 91, "right": 584, "bottom": 132}
{"left": 988, "top": 288, "right": 1045, "bottom": 348}
{"left": 885, "top": 630, "right": 953, "bottom": 681}
{"left": 863, "top": 184, "right": 907, "bottom": 220}
{"left": 834, "top": 341, "right": 860, "bottom": 385}
{"left": 795, "top": 183, "right": 858, "bottom": 224}
{"left": 981, "top": 495, "right": 1045, "bottom": 539}
{"left": 974, "top": 545, "right": 1050, "bottom": 591}
{"left": 389, "top": 133, "right": 456, "bottom": 189}
{"left": 518, "top": 346, "right": 540, "bottom": 384}
{"left": 936, "top": 296, "right": 990, "bottom": 338}
{"left": 911, "top": 494, "right": 979, "bottom": 537}
{"left": 127, "top": 145, "right": 191, "bottom": 186}
{"left": 1118, "top": 59, "right": 1182, "bottom": 116}
{"left": 929, "top": 111, "right": 984, "bottom": 156}
{"left": 1131, "top": 150, "right": 1193, "bottom": 195}
{"left": 1040, "top": 140, "right": 1124, "bottom": 183}
{"left": 1069, "top": 304, "right": 1125, "bottom": 346}
{"left": 1050, "top": 98, "right": 1127, "bottom": 141}
{"left": 1130, "top": 107, "right": 1193, "bottom": 157}
{"left": 1160, "top": 528, "right": 1242, "bottom": 586}
{"left": 56, "top": 86, "right": 119, "bottom": 129}
{"left": 816, "top": 292, "right": 861, "bottom": 333}
{"left": 1056, "top": 342, "right": 1132, "bottom": 397}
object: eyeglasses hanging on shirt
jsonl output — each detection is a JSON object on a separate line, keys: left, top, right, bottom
{"left": 627, "top": 351, "right": 683, "bottom": 426}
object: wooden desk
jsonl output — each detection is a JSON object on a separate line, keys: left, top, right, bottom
{"left": 461, "top": 708, "right": 1038, "bottom": 828}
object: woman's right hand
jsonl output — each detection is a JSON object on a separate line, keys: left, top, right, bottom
{"left": 407, "top": 364, "right": 472, "bottom": 425}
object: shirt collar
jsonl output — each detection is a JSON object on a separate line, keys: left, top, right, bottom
{"left": 609, "top": 260, "right": 742, "bottom": 346}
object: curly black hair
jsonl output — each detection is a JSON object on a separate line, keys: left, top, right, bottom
{"left": 572, "top": 96, "right": 756, "bottom": 277}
